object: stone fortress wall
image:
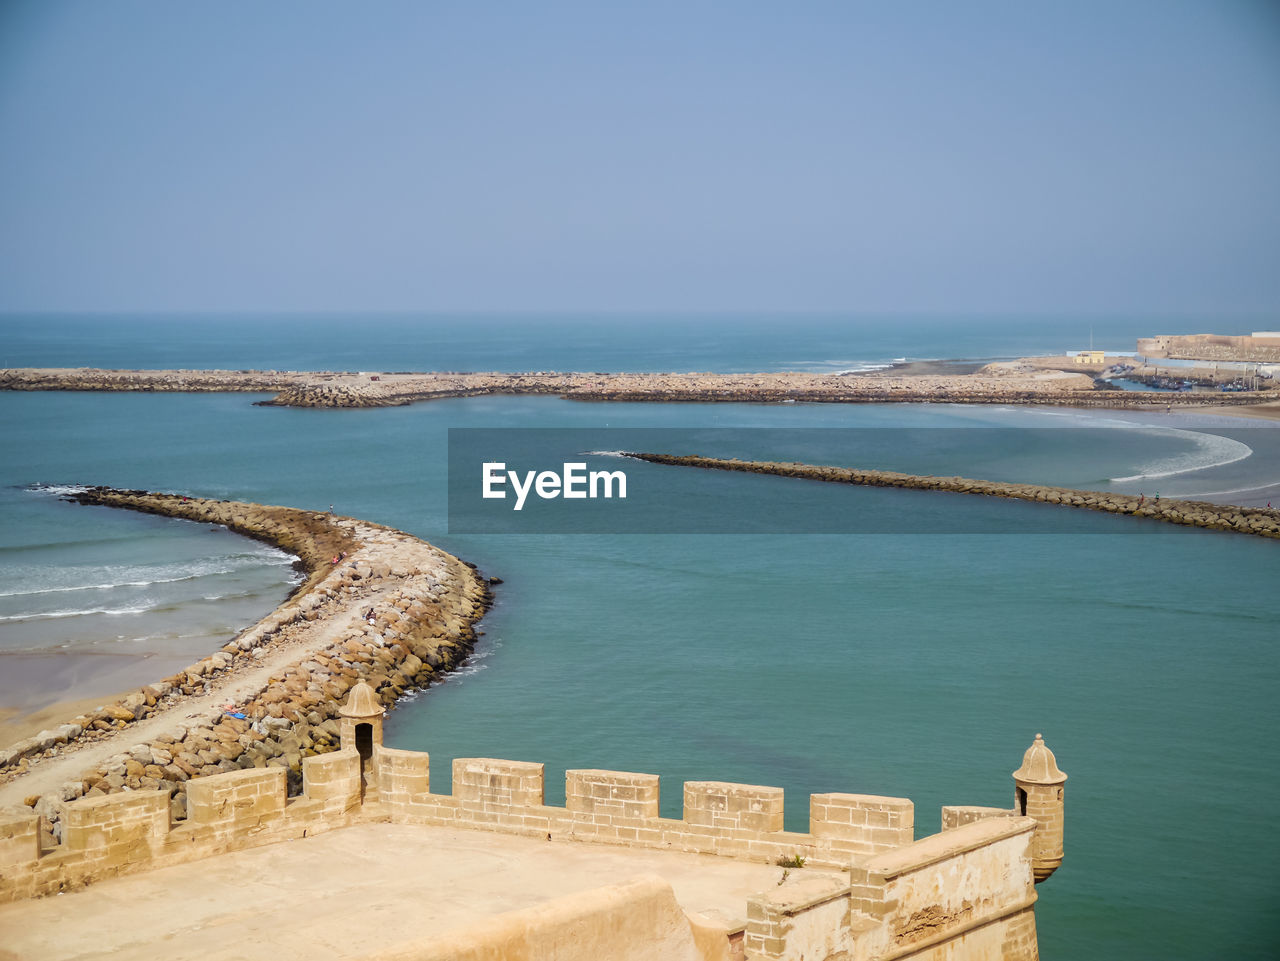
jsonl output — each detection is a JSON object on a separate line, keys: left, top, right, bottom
{"left": 1138, "top": 333, "right": 1280, "bottom": 364}
{"left": 0, "top": 682, "right": 1065, "bottom": 961}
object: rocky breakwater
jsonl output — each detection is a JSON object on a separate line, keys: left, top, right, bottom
{"left": 0, "top": 368, "right": 317, "bottom": 394}
{"left": 6, "top": 366, "right": 1276, "bottom": 410}
{"left": 0, "top": 488, "right": 491, "bottom": 841}
{"left": 628, "top": 454, "right": 1280, "bottom": 539}
{"left": 265, "top": 383, "right": 400, "bottom": 408}
{"left": 195, "top": 368, "right": 1280, "bottom": 409}
{"left": 260, "top": 368, "right": 1108, "bottom": 408}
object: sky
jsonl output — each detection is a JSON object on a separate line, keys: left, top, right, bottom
{"left": 0, "top": 1, "right": 1278, "bottom": 315}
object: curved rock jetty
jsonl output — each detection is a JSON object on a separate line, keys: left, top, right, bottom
{"left": 0, "top": 488, "right": 490, "bottom": 839}
{"left": 628, "top": 454, "right": 1280, "bottom": 539}
{"left": 0, "top": 368, "right": 313, "bottom": 394}
{"left": 4, "top": 365, "right": 1275, "bottom": 411}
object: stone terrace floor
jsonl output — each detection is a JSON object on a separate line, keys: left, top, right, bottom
{"left": 0, "top": 821, "right": 838, "bottom": 960}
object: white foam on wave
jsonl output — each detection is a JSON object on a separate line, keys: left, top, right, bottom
{"left": 781, "top": 358, "right": 902, "bottom": 374}
{"left": 833, "top": 364, "right": 894, "bottom": 374}
{"left": 436, "top": 644, "right": 497, "bottom": 685}
{"left": 580, "top": 450, "right": 633, "bottom": 458}
{"left": 393, "top": 639, "right": 502, "bottom": 698}
{"left": 1111, "top": 429, "right": 1253, "bottom": 483}
{"left": 1181, "top": 483, "right": 1280, "bottom": 498}
{"left": 0, "top": 549, "right": 297, "bottom": 599}
{"left": 26, "top": 484, "right": 90, "bottom": 496}
{"left": 0, "top": 602, "right": 157, "bottom": 623}
{"left": 1008, "top": 407, "right": 1148, "bottom": 428}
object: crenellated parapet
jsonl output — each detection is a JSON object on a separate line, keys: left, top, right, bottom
{"left": 0, "top": 685, "right": 1064, "bottom": 961}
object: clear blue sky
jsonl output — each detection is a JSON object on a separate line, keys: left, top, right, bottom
{"left": 1, "top": 1, "right": 1277, "bottom": 314}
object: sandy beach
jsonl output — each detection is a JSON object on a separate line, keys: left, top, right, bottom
{"left": 1183, "top": 400, "right": 1280, "bottom": 422}
{"left": 0, "top": 691, "right": 140, "bottom": 750}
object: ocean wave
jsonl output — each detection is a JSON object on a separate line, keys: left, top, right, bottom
{"left": 833, "top": 364, "right": 894, "bottom": 374}
{"left": 200, "top": 588, "right": 273, "bottom": 601}
{"left": 0, "top": 536, "right": 141, "bottom": 556}
{"left": 0, "top": 602, "right": 157, "bottom": 623}
{"left": 1111, "top": 430, "right": 1253, "bottom": 483}
{"left": 0, "top": 550, "right": 297, "bottom": 599}
{"left": 1176, "top": 482, "right": 1280, "bottom": 499}
{"left": 402, "top": 640, "right": 501, "bottom": 692}
{"left": 782, "top": 358, "right": 902, "bottom": 374}
{"left": 25, "top": 483, "right": 91, "bottom": 496}
{"left": 433, "top": 647, "right": 495, "bottom": 686}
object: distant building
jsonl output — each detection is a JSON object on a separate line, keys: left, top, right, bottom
{"left": 1073, "top": 350, "right": 1106, "bottom": 364}
{"left": 1137, "top": 334, "right": 1280, "bottom": 363}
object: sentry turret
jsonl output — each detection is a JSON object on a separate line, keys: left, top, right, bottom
{"left": 1012, "top": 733, "right": 1067, "bottom": 882}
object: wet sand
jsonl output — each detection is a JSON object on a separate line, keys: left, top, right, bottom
{"left": 0, "top": 688, "right": 134, "bottom": 749}
{"left": 876, "top": 359, "right": 994, "bottom": 376}
{"left": 1185, "top": 400, "right": 1280, "bottom": 422}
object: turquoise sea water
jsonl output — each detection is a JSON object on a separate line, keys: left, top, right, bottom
{"left": 0, "top": 310, "right": 1238, "bottom": 373}
{"left": 1, "top": 314, "right": 1278, "bottom": 959}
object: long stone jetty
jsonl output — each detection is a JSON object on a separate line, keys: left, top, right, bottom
{"left": 0, "top": 488, "right": 491, "bottom": 841}
{"left": 628, "top": 454, "right": 1280, "bottom": 539}
{"left": 3, "top": 365, "right": 1276, "bottom": 410}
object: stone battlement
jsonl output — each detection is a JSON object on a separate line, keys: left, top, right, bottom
{"left": 0, "top": 685, "right": 1065, "bottom": 961}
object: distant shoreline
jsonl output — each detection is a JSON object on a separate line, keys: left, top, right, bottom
{"left": 3, "top": 365, "right": 1277, "bottom": 413}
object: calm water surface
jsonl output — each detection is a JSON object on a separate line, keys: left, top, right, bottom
{"left": 1, "top": 314, "right": 1277, "bottom": 959}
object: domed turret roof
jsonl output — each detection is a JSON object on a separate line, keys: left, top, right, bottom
{"left": 1012, "top": 734, "right": 1067, "bottom": 785}
{"left": 339, "top": 681, "right": 385, "bottom": 719}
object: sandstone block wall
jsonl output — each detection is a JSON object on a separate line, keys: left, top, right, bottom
{"left": 685, "top": 782, "right": 785, "bottom": 834}
{"left": 187, "top": 768, "right": 286, "bottom": 834}
{"left": 745, "top": 874, "right": 854, "bottom": 961}
{"left": 1, "top": 745, "right": 1049, "bottom": 961}
{"left": 62, "top": 790, "right": 168, "bottom": 862}
{"left": 0, "top": 809, "right": 40, "bottom": 870}
{"left": 382, "top": 755, "right": 917, "bottom": 870}
{"left": 376, "top": 747, "right": 430, "bottom": 808}
{"left": 1138, "top": 334, "right": 1280, "bottom": 363}
{"left": 844, "top": 818, "right": 1039, "bottom": 961}
{"left": 0, "top": 749, "right": 365, "bottom": 901}
{"left": 452, "top": 757, "right": 546, "bottom": 818}
{"left": 302, "top": 749, "right": 361, "bottom": 814}
{"left": 940, "top": 805, "right": 1018, "bottom": 831}
{"left": 811, "top": 792, "right": 914, "bottom": 855}
{"left": 566, "top": 769, "right": 661, "bottom": 823}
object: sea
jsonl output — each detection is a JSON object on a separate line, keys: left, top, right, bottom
{"left": 1, "top": 312, "right": 1278, "bottom": 959}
